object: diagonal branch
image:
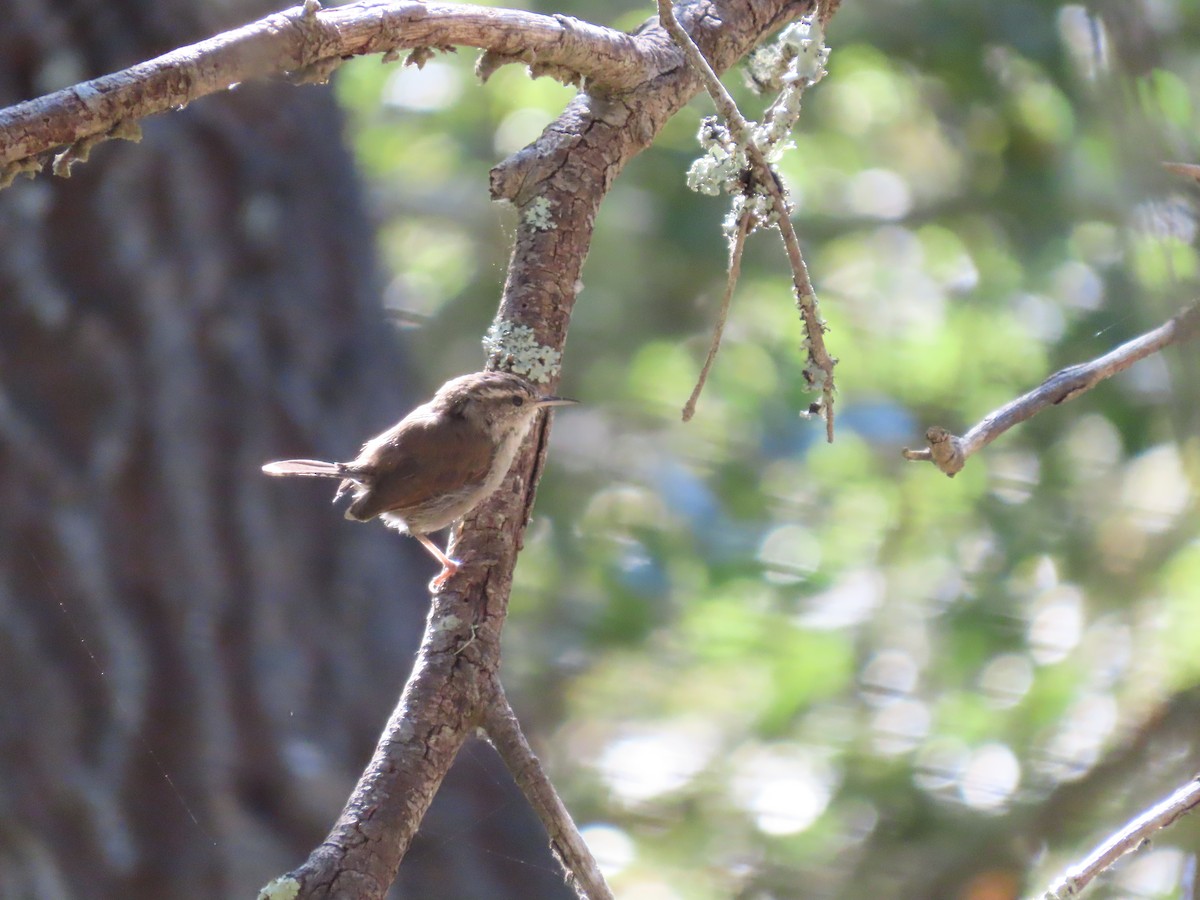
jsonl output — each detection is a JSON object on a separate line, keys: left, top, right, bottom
{"left": 482, "top": 679, "right": 613, "bottom": 900}
{"left": 0, "top": 0, "right": 674, "bottom": 180}
{"left": 269, "top": 586, "right": 488, "bottom": 899}
{"left": 903, "top": 301, "right": 1200, "bottom": 477}
{"left": 683, "top": 209, "right": 752, "bottom": 421}
{"left": 1042, "top": 778, "right": 1200, "bottom": 899}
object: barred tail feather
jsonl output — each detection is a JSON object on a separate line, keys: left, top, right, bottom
{"left": 262, "top": 458, "right": 345, "bottom": 478}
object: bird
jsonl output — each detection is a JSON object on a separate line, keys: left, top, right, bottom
{"left": 262, "top": 371, "right": 576, "bottom": 589}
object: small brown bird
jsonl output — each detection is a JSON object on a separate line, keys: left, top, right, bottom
{"left": 263, "top": 371, "right": 575, "bottom": 589}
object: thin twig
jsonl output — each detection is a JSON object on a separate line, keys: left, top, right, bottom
{"left": 1042, "top": 778, "right": 1200, "bottom": 898}
{"left": 683, "top": 210, "right": 752, "bottom": 421}
{"left": 656, "top": 0, "right": 754, "bottom": 139}
{"left": 903, "top": 301, "right": 1200, "bottom": 476}
{"left": 656, "top": 0, "right": 837, "bottom": 440}
{"left": 482, "top": 680, "right": 614, "bottom": 900}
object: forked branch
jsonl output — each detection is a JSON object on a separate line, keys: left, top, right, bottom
{"left": 241, "top": 0, "right": 829, "bottom": 895}
{"left": 657, "top": 0, "right": 838, "bottom": 439}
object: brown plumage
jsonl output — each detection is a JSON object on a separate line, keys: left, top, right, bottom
{"left": 262, "top": 371, "right": 575, "bottom": 589}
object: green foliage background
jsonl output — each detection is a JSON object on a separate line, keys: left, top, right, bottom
{"left": 337, "top": 2, "right": 1200, "bottom": 897}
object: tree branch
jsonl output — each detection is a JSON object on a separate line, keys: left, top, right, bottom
{"left": 241, "top": 0, "right": 822, "bottom": 896}
{"left": 0, "top": 0, "right": 674, "bottom": 181}
{"left": 276, "top": 587, "right": 486, "bottom": 897}
{"left": 683, "top": 209, "right": 751, "bottom": 421}
{"left": 1042, "top": 778, "right": 1200, "bottom": 898}
{"left": 483, "top": 679, "right": 613, "bottom": 900}
{"left": 903, "top": 301, "right": 1200, "bottom": 476}
{"left": 656, "top": 0, "right": 837, "bottom": 440}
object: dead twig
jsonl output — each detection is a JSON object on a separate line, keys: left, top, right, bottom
{"left": 656, "top": 0, "right": 837, "bottom": 440}
{"left": 903, "top": 302, "right": 1200, "bottom": 476}
{"left": 482, "top": 680, "right": 613, "bottom": 900}
{"left": 682, "top": 209, "right": 752, "bottom": 421}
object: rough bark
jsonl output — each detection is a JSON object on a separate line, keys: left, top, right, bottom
{"left": 281, "top": 0, "right": 818, "bottom": 895}
{"left": 0, "top": 1, "right": 569, "bottom": 897}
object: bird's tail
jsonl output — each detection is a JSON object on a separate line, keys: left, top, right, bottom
{"left": 261, "top": 458, "right": 347, "bottom": 478}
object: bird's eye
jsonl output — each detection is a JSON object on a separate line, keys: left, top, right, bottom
{"left": 511, "top": 396, "right": 525, "bottom": 407}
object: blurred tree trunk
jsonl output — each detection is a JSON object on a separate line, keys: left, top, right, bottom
{"left": 0, "top": 1, "right": 570, "bottom": 897}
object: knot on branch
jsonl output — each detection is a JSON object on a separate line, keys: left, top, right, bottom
{"left": 285, "top": 0, "right": 344, "bottom": 84}
{"left": 52, "top": 118, "right": 143, "bottom": 177}
{"left": 1175, "top": 301, "right": 1200, "bottom": 343}
{"left": 530, "top": 60, "right": 583, "bottom": 86}
{"left": 1, "top": 155, "right": 46, "bottom": 188}
{"left": 476, "top": 13, "right": 647, "bottom": 89}
{"left": 491, "top": 121, "right": 579, "bottom": 204}
{"left": 287, "top": 56, "right": 344, "bottom": 85}
{"left": 477, "top": 50, "right": 583, "bottom": 87}
{"left": 475, "top": 50, "right": 518, "bottom": 83}
{"left": 902, "top": 426, "right": 966, "bottom": 477}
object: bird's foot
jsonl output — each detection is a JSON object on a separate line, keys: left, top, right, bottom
{"left": 428, "top": 557, "right": 462, "bottom": 592}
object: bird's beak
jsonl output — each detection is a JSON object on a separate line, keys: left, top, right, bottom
{"left": 535, "top": 395, "right": 578, "bottom": 408}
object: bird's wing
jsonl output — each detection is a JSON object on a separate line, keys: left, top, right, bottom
{"left": 346, "top": 414, "right": 494, "bottom": 522}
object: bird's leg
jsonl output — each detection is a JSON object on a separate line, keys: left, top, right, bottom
{"left": 414, "top": 533, "right": 461, "bottom": 590}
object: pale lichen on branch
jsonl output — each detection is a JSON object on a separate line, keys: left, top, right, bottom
{"left": 483, "top": 319, "right": 563, "bottom": 383}
{"left": 661, "top": 2, "right": 837, "bottom": 438}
